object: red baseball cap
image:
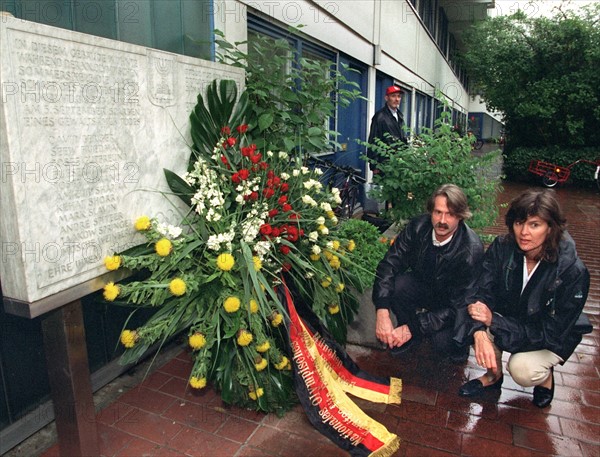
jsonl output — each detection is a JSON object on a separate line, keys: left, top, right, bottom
{"left": 386, "top": 85, "right": 403, "bottom": 96}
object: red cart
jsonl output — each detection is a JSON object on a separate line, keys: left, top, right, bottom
{"left": 528, "top": 158, "right": 600, "bottom": 189}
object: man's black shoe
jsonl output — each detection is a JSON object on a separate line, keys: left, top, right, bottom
{"left": 458, "top": 375, "right": 504, "bottom": 397}
{"left": 389, "top": 339, "right": 417, "bottom": 357}
{"left": 532, "top": 369, "right": 554, "bottom": 408}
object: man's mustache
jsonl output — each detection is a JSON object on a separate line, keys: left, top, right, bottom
{"left": 436, "top": 223, "right": 449, "bottom": 229}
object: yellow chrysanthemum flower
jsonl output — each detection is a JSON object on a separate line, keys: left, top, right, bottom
{"left": 120, "top": 329, "right": 137, "bottom": 348}
{"left": 326, "top": 210, "right": 335, "bottom": 219}
{"left": 134, "top": 216, "right": 151, "bottom": 231}
{"left": 188, "top": 332, "right": 206, "bottom": 350}
{"left": 347, "top": 240, "right": 356, "bottom": 252}
{"left": 189, "top": 376, "right": 207, "bottom": 389}
{"left": 256, "top": 341, "right": 270, "bottom": 353}
{"left": 329, "top": 256, "right": 341, "bottom": 270}
{"left": 271, "top": 312, "right": 284, "bottom": 327}
{"left": 155, "top": 238, "right": 172, "bottom": 257}
{"left": 255, "top": 358, "right": 268, "bottom": 371}
{"left": 328, "top": 304, "right": 340, "bottom": 314}
{"left": 237, "top": 330, "right": 253, "bottom": 346}
{"left": 323, "top": 250, "right": 333, "bottom": 261}
{"left": 216, "top": 252, "right": 235, "bottom": 271}
{"left": 223, "top": 296, "right": 241, "bottom": 313}
{"left": 321, "top": 276, "right": 332, "bottom": 288}
{"left": 310, "top": 254, "right": 320, "bottom": 261}
{"left": 249, "top": 387, "right": 264, "bottom": 400}
{"left": 274, "top": 356, "right": 289, "bottom": 370}
{"left": 332, "top": 240, "right": 340, "bottom": 251}
{"left": 169, "top": 278, "right": 186, "bottom": 296}
{"left": 335, "top": 283, "right": 345, "bottom": 293}
{"left": 249, "top": 299, "right": 259, "bottom": 314}
{"left": 103, "top": 282, "right": 120, "bottom": 301}
{"left": 104, "top": 255, "right": 121, "bottom": 271}
{"left": 252, "top": 256, "right": 262, "bottom": 271}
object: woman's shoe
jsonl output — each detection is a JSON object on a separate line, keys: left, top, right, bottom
{"left": 458, "top": 375, "right": 504, "bottom": 397}
{"left": 532, "top": 369, "right": 554, "bottom": 408}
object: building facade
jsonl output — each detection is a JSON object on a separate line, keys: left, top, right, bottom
{"left": 0, "top": 0, "right": 499, "bottom": 452}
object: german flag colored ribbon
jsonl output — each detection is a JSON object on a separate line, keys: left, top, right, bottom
{"left": 281, "top": 281, "right": 401, "bottom": 456}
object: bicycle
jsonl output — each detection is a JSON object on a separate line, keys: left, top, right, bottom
{"left": 306, "top": 155, "right": 366, "bottom": 219}
{"left": 467, "top": 131, "right": 484, "bottom": 150}
{"left": 528, "top": 158, "right": 600, "bottom": 190}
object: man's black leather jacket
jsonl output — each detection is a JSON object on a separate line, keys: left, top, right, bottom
{"left": 453, "top": 234, "right": 590, "bottom": 361}
{"left": 372, "top": 214, "right": 484, "bottom": 336}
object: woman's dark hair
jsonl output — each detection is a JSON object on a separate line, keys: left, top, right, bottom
{"left": 505, "top": 189, "right": 566, "bottom": 262}
{"left": 426, "top": 184, "right": 472, "bottom": 220}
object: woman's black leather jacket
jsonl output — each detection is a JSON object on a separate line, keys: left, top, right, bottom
{"left": 372, "top": 214, "right": 484, "bottom": 335}
{"left": 454, "top": 233, "right": 590, "bottom": 361}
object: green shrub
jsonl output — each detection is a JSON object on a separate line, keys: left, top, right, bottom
{"left": 504, "top": 146, "right": 599, "bottom": 187}
{"left": 338, "top": 219, "right": 390, "bottom": 289}
{"left": 363, "top": 103, "right": 502, "bottom": 231}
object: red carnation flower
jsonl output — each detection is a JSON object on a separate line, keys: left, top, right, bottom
{"left": 268, "top": 209, "right": 279, "bottom": 218}
{"left": 280, "top": 245, "right": 291, "bottom": 255}
{"left": 231, "top": 173, "right": 241, "bottom": 183}
{"left": 236, "top": 124, "right": 248, "bottom": 134}
{"left": 271, "top": 227, "right": 281, "bottom": 237}
{"left": 241, "top": 146, "right": 253, "bottom": 157}
{"left": 282, "top": 203, "right": 293, "bottom": 212}
{"left": 280, "top": 183, "right": 289, "bottom": 192}
{"left": 250, "top": 191, "right": 259, "bottom": 200}
{"left": 263, "top": 188, "right": 275, "bottom": 198}
{"left": 220, "top": 155, "right": 228, "bottom": 165}
{"left": 250, "top": 153, "right": 262, "bottom": 164}
{"left": 282, "top": 262, "right": 292, "bottom": 272}
{"left": 288, "top": 213, "right": 299, "bottom": 220}
{"left": 226, "top": 137, "right": 236, "bottom": 147}
{"left": 267, "top": 170, "right": 275, "bottom": 178}
{"left": 221, "top": 126, "right": 231, "bottom": 135}
{"left": 238, "top": 169, "right": 250, "bottom": 180}
{"left": 278, "top": 195, "right": 287, "bottom": 205}
{"left": 259, "top": 224, "right": 272, "bottom": 235}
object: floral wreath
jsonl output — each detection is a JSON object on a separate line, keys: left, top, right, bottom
{"left": 102, "top": 80, "right": 364, "bottom": 413}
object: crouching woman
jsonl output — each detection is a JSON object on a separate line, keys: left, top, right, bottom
{"left": 454, "top": 189, "right": 590, "bottom": 408}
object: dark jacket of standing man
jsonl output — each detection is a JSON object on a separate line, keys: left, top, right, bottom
{"left": 367, "top": 85, "right": 408, "bottom": 172}
{"left": 372, "top": 184, "right": 484, "bottom": 361}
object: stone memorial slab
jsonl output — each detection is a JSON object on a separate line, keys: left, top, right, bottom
{"left": 0, "top": 17, "right": 244, "bottom": 316}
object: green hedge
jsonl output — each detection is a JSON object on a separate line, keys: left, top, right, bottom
{"left": 503, "top": 146, "right": 599, "bottom": 187}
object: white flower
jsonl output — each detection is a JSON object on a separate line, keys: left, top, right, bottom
{"left": 267, "top": 150, "right": 274, "bottom": 157}
{"left": 326, "top": 241, "right": 334, "bottom": 249}
{"left": 280, "top": 172, "right": 290, "bottom": 180}
{"left": 235, "top": 194, "right": 244, "bottom": 204}
{"left": 303, "top": 179, "right": 322, "bottom": 190}
{"left": 316, "top": 216, "right": 325, "bottom": 225}
{"left": 331, "top": 216, "right": 338, "bottom": 225}
{"left": 314, "top": 167, "right": 323, "bottom": 175}
{"left": 254, "top": 241, "right": 271, "bottom": 256}
{"left": 279, "top": 151, "right": 288, "bottom": 159}
{"left": 302, "top": 195, "right": 317, "bottom": 207}
{"left": 320, "top": 226, "right": 329, "bottom": 235}
{"left": 311, "top": 245, "right": 321, "bottom": 255}
{"left": 320, "top": 202, "right": 332, "bottom": 212}
{"left": 301, "top": 166, "right": 310, "bottom": 174}
{"left": 309, "top": 231, "right": 319, "bottom": 242}
{"left": 293, "top": 169, "right": 301, "bottom": 177}
{"left": 305, "top": 272, "right": 314, "bottom": 279}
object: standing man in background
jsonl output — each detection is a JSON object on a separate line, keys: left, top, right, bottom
{"left": 367, "top": 85, "right": 408, "bottom": 174}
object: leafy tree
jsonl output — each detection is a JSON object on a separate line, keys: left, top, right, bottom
{"left": 460, "top": 3, "right": 600, "bottom": 148}
{"left": 214, "top": 29, "right": 363, "bottom": 154}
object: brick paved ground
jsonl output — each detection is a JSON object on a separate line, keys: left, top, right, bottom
{"left": 38, "top": 181, "right": 599, "bottom": 457}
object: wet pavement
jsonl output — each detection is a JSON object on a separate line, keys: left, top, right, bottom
{"left": 17, "top": 181, "right": 600, "bottom": 456}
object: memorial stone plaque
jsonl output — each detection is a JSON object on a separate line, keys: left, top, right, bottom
{"left": 0, "top": 17, "right": 244, "bottom": 316}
